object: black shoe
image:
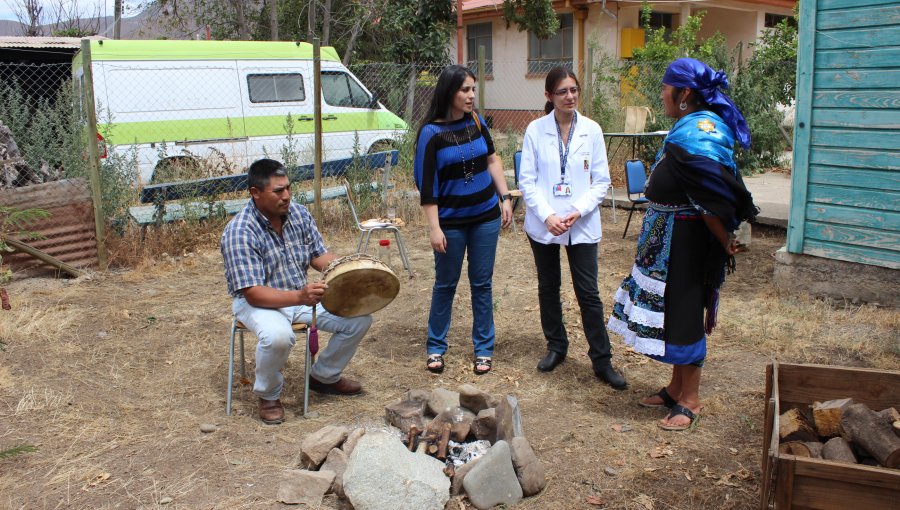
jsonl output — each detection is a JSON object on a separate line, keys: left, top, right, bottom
{"left": 537, "top": 351, "right": 565, "bottom": 372}
{"left": 595, "top": 365, "right": 628, "bottom": 390}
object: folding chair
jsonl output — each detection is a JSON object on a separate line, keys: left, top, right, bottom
{"left": 343, "top": 179, "right": 413, "bottom": 277}
{"left": 226, "top": 318, "right": 312, "bottom": 417}
{"left": 622, "top": 159, "right": 649, "bottom": 238}
{"left": 510, "top": 151, "right": 524, "bottom": 232}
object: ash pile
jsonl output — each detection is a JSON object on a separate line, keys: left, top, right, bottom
{"left": 280, "top": 383, "right": 547, "bottom": 509}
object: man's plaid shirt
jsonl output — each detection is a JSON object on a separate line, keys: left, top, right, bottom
{"left": 221, "top": 199, "right": 327, "bottom": 297}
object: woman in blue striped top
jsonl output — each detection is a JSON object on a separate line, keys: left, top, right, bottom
{"left": 414, "top": 65, "right": 513, "bottom": 375}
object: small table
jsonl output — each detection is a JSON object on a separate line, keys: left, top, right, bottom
{"left": 604, "top": 131, "right": 669, "bottom": 161}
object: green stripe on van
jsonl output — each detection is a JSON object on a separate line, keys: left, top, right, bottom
{"left": 87, "top": 40, "right": 341, "bottom": 62}
{"left": 103, "top": 111, "right": 407, "bottom": 145}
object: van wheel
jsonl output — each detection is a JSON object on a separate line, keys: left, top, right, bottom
{"left": 151, "top": 156, "right": 203, "bottom": 184}
{"left": 367, "top": 140, "right": 395, "bottom": 154}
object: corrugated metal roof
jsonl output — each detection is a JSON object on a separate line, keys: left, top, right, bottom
{"left": 0, "top": 36, "right": 105, "bottom": 50}
{"left": 463, "top": 0, "right": 503, "bottom": 11}
{"left": 0, "top": 178, "right": 99, "bottom": 271}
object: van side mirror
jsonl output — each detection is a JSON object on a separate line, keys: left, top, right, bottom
{"left": 367, "top": 95, "right": 380, "bottom": 109}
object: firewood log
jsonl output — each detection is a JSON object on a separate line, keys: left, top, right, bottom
{"left": 875, "top": 407, "right": 899, "bottom": 424}
{"left": 779, "top": 408, "right": 818, "bottom": 442}
{"left": 840, "top": 403, "right": 900, "bottom": 468}
{"left": 437, "top": 423, "right": 451, "bottom": 460}
{"left": 811, "top": 398, "right": 854, "bottom": 437}
{"left": 804, "top": 441, "right": 824, "bottom": 458}
{"left": 822, "top": 437, "right": 857, "bottom": 464}
{"left": 892, "top": 420, "right": 900, "bottom": 439}
{"left": 778, "top": 441, "right": 812, "bottom": 457}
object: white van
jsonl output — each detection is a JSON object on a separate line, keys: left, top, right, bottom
{"left": 72, "top": 40, "right": 407, "bottom": 183}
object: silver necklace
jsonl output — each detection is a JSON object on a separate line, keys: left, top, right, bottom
{"left": 449, "top": 122, "right": 478, "bottom": 184}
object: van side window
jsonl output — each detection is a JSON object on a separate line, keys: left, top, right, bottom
{"left": 322, "top": 71, "right": 371, "bottom": 108}
{"left": 248, "top": 73, "right": 305, "bottom": 103}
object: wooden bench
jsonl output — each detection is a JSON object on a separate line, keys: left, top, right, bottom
{"left": 128, "top": 151, "right": 399, "bottom": 226}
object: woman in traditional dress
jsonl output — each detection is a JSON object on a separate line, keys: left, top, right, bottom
{"left": 608, "top": 58, "right": 758, "bottom": 430}
{"left": 413, "top": 65, "right": 513, "bottom": 375}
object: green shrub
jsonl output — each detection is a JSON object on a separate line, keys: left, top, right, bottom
{"left": 588, "top": 5, "right": 797, "bottom": 174}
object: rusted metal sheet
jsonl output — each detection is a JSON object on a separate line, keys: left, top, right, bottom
{"left": 0, "top": 178, "right": 99, "bottom": 271}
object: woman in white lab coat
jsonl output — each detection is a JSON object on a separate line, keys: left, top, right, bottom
{"left": 518, "top": 66, "right": 626, "bottom": 389}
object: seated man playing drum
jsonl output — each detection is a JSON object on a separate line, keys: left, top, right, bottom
{"left": 221, "top": 158, "right": 371, "bottom": 425}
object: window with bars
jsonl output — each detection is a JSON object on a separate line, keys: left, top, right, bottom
{"left": 467, "top": 22, "right": 494, "bottom": 75}
{"left": 764, "top": 13, "right": 796, "bottom": 28}
{"left": 527, "top": 13, "right": 573, "bottom": 74}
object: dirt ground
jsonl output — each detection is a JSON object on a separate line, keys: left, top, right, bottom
{"left": 1, "top": 206, "right": 898, "bottom": 509}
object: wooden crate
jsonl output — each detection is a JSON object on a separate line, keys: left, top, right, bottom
{"left": 761, "top": 363, "right": 900, "bottom": 509}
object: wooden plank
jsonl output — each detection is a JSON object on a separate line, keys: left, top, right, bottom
{"left": 810, "top": 128, "right": 900, "bottom": 150}
{"left": 815, "top": 69, "right": 900, "bottom": 90}
{"left": 788, "top": 0, "right": 818, "bottom": 253}
{"left": 817, "top": 5, "right": 900, "bottom": 30}
{"left": 815, "top": 25, "right": 900, "bottom": 50}
{"left": 808, "top": 183, "right": 900, "bottom": 210}
{"left": 139, "top": 150, "right": 398, "bottom": 203}
{"left": 806, "top": 202, "right": 900, "bottom": 230}
{"left": 809, "top": 165, "right": 900, "bottom": 191}
{"left": 129, "top": 182, "right": 388, "bottom": 225}
{"left": 815, "top": 47, "right": 900, "bottom": 70}
{"left": 804, "top": 238, "right": 900, "bottom": 269}
{"left": 819, "top": 0, "right": 900, "bottom": 10}
{"left": 812, "top": 108, "right": 900, "bottom": 130}
{"left": 791, "top": 472, "right": 900, "bottom": 509}
{"left": 809, "top": 147, "right": 900, "bottom": 171}
{"left": 794, "top": 457, "right": 900, "bottom": 491}
{"left": 813, "top": 90, "right": 900, "bottom": 109}
{"left": 805, "top": 221, "right": 900, "bottom": 250}
{"left": 774, "top": 457, "right": 795, "bottom": 509}
{"left": 776, "top": 364, "right": 900, "bottom": 411}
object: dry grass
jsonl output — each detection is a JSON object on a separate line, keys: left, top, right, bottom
{"left": 0, "top": 204, "right": 897, "bottom": 509}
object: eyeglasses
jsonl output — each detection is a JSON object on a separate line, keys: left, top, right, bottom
{"left": 553, "top": 86, "right": 580, "bottom": 97}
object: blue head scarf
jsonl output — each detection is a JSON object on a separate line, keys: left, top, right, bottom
{"left": 662, "top": 58, "right": 751, "bottom": 150}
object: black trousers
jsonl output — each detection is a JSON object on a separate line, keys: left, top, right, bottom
{"left": 528, "top": 236, "right": 613, "bottom": 371}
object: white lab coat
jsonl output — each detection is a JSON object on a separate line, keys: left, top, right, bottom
{"left": 519, "top": 111, "right": 611, "bottom": 245}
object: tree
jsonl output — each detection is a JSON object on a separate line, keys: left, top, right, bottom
{"left": 11, "top": 0, "right": 44, "bottom": 36}
{"left": 269, "top": 0, "right": 279, "bottom": 40}
{"left": 47, "top": 0, "right": 102, "bottom": 37}
{"left": 502, "top": 0, "right": 559, "bottom": 39}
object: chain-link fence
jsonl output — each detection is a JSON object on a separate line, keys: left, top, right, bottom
{"left": 0, "top": 62, "right": 101, "bottom": 272}
{"left": 0, "top": 52, "right": 792, "bottom": 271}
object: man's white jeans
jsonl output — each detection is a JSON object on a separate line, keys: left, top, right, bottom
{"left": 233, "top": 297, "right": 372, "bottom": 400}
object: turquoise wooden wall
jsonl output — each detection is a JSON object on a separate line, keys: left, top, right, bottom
{"left": 788, "top": 0, "right": 900, "bottom": 270}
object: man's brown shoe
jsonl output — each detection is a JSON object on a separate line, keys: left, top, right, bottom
{"left": 259, "top": 398, "right": 285, "bottom": 424}
{"left": 309, "top": 376, "right": 363, "bottom": 395}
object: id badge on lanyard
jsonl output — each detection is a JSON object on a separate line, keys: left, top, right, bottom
{"left": 553, "top": 112, "right": 576, "bottom": 197}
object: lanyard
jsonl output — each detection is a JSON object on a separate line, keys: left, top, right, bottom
{"left": 555, "top": 111, "right": 577, "bottom": 181}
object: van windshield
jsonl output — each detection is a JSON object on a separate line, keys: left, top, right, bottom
{"left": 322, "top": 71, "right": 371, "bottom": 108}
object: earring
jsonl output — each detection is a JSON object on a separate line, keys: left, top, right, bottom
{"left": 679, "top": 101, "right": 688, "bottom": 111}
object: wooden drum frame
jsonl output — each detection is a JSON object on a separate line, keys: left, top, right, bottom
{"left": 320, "top": 254, "right": 400, "bottom": 317}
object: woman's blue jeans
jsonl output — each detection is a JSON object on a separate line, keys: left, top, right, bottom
{"left": 427, "top": 217, "right": 501, "bottom": 358}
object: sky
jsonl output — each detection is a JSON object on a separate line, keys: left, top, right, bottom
{"left": 0, "top": 0, "right": 141, "bottom": 24}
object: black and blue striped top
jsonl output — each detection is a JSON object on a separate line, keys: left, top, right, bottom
{"left": 413, "top": 114, "right": 500, "bottom": 227}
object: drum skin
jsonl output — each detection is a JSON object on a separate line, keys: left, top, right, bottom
{"left": 321, "top": 255, "right": 400, "bottom": 317}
